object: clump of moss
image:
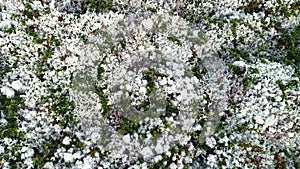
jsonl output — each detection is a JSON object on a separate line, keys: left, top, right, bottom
{"left": 229, "top": 64, "right": 246, "bottom": 75}
{"left": 148, "top": 143, "right": 190, "bottom": 169}
{"left": 0, "top": 91, "right": 25, "bottom": 139}
{"left": 241, "top": 0, "right": 299, "bottom": 18}
{"left": 276, "top": 79, "right": 299, "bottom": 99}
{"left": 3, "top": 24, "right": 16, "bottom": 34}
{"left": 116, "top": 116, "right": 140, "bottom": 135}
{"left": 147, "top": 6, "right": 157, "bottom": 13}
{"left": 227, "top": 47, "right": 251, "bottom": 61}
{"left": 167, "top": 35, "right": 183, "bottom": 46}
{"left": 41, "top": 87, "right": 78, "bottom": 127}
{"left": 82, "top": 0, "right": 114, "bottom": 13}
{"left": 278, "top": 24, "right": 300, "bottom": 66}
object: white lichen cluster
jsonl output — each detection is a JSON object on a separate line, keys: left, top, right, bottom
{"left": 0, "top": 0, "right": 299, "bottom": 168}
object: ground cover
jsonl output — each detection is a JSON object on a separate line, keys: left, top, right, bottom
{"left": 0, "top": 0, "right": 299, "bottom": 168}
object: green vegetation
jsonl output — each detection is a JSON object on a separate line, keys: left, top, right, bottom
{"left": 0, "top": 91, "right": 25, "bottom": 139}
{"left": 95, "top": 84, "right": 110, "bottom": 116}
{"left": 186, "top": 52, "right": 208, "bottom": 80}
{"left": 228, "top": 64, "right": 245, "bottom": 75}
{"left": 80, "top": 34, "right": 89, "bottom": 44}
{"left": 251, "top": 68, "right": 260, "bottom": 74}
{"left": 82, "top": 0, "right": 114, "bottom": 13}
{"left": 164, "top": 96, "right": 179, "bottom": 117}
{"left": 41, "top": 87, "right": 78, "bottom": 127}
{"left": 142, "top": 69, "right": 167, "bottom": 95}
{"left": 116, "top": 116, "right": 140, "bottom": 135}
{"left": 231, "top": 19, "right": 239, "bottom": 39}
{"left": 34, "top": 87, "right": 84, "bottom": 168}
{"left": 243, "top": 76, "right": 258, "bottom": 90}
{"left": 192, "top": 66, "right": 207, "bottom": 79}
{"left": 242, "top": 0, "right": 300, "bottom": 18}
{"left": 277, "top": 24, "right": 300, "bottom": 66}
{"left": 3, "top": 24, "right": 16, "bottom": 34}
{"left": 147, "top": 7, "right": 157, "bottom": 13}
{"left": 0, "top": 0, "right": 299, "bottom": 168}
{"left": 35, "top": 47, "right": 55, "bottom": 80}
{"left": 148, "top": 143, "right": 190, "bottom": 169}
{"left": 95, "top": 56, "right": 112, "bottom": 117}
{"left": 276, "top": 79, "right": 299, "bottom": 99}
{"left": 227, "top": 47, "right": 251, "bottom": 61}
{"left": 167, "top": 35, "right": 183, "bottom": 46}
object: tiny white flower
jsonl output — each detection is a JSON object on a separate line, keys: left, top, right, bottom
{"left": 19, "top": 4, "right": 25, "bottom": 10}
{"left": 254, "top": 82, "right": 261, "bottom": 90}
{"left": 73, "top": 152, "right": 81, "bottom": 159}
{"left": 64, "top": 153, "right": 74, "bottom": 163}
{"left": 125, "top": 83, "right": 133, "bottom": 91}
{"left": 254, "top": 115, "right": 265, "bottom": 125}
{"left": 191, "top": 76, "right": 199, "bottom": 84}
{"left": 155, "top": 143, "right": 163, "bottom": 154}
{"left": 0, "top": 146, "right": 4, "bottom": 153}
{"left": 26, "top": 98, "right": 36, "bottom": 108}
{"left": 163, "top": 161, "right": 168, "bottom": 166}
{"left": 167, "top": 78, "right": 174, "bottom": 85}
{"left": 261, "top": 115, "right": 277, "bottom": 132}
{"left": 141, "top": 80, "right": 147, "bottom": 85}
{"left": 48, "top": 71, "right": 55, "bottom": 77}
{"left": 288, "top": 132, "right": 294, "bottom": 138}
{"left": 62, "top": 136, "right": 71, "bottom": 145}
{"left": 11, "top": 80, "right": 23, "bottom": 91}
{"left": 32, "top": 0, "right": 42, "bottom": 8}
{"left": 139, "top": 86, "right": 147, "bottom": 95}
{"left": 90, "top": 133, "right": 101, "bottom": 144}
{"left": 184, "top": 156, "right": 193, "bottom": 163}
{"left": 275, "top": 96, "right": 282, "bottom": 102}
{"left": 206, "top": 137, "right": 217, "bottom": 148}
{"left": 26, "top": 148, "right": 34, "bottom": 158}
{"left": 24, "top": 158, "right": 33, "bottom": 168}
{"left": 21, "top": 146, "right": 29, "bottom": 152}
{"left": 169, "top": 162, "right": 177, "bottom": 169}
{"left": 138, "top": 45, "right": 145, "bottom": 51}
{"left": 207, "top": 154, "right": 218, "bottom": 167}
{"left": 153, "top": 155, "right": 162, "bottom": 163}
{"left": 1, "top": 86, "right": 15, "bottom": 98}
{"left": 66, "top": 56, "right": 79, "bottom": 65}
{"left": 52, "top": 76, "right": 59, "bottom": 83}
{"left": 141, "top": 147, "right": 153, "bottom": 159}
{"left": 159, "top": 77, "right": 168, "bottom": 86}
